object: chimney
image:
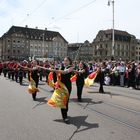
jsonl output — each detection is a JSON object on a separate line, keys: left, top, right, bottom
{"left": 36, "top": 26, "right": 38, "bottom": 29}
{"left": 45, "top": 28, "right": 47, "bottom": 31}
{"left": 25, "top": 25, "right": 28, "bottom": 28}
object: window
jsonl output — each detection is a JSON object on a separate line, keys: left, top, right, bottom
{"left": 100, "top": 51, "right": 102, "bottom": 56}
{"left": 118, "top": 51, "right": 120, "bottom": 56}
{"left": 100, "top": 44, "right": 102, "bottom": 49}
{"left": 105, "top": 51, "right": 108, "bottom": 55}
{"left": 18, "top": 41, "right": 20, "bottom": 43}
{"left": 13, "top": 40, "right": 16, "bottom": 43}
{"left": 13, "top": 50, "right": 15, "bottom": 53}
{"left": 18, "top": 50, "right": 20, "bottom": 53}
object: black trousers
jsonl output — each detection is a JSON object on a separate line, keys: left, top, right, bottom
{"left": 0, "top": 69, "right": 2, "bottom": 75}
{"left": 19, "top": 76, "right": 23, "bottom": 85}
{"left": 99, "top": 81, "right": 104, "bottom": 93}
{"left": 76, "top": 80, "right": 84, "bottom": 100}
{"left": 11, "top": 71, "right": 15, "bottom": 80}
{"left": 61, "top": 84, "right": 71, "bottom": 119}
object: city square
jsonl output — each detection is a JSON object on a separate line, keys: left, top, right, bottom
{"left": 0, "top": 0, "right": 140, "bottom": 140}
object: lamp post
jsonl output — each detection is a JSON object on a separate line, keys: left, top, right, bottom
{"left": 108, "top": 0, "right": 115, "bottom": 57}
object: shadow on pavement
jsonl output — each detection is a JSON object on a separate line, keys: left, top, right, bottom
{"left": 38, "top": 83, "right": 46, "bottom": 85}
{"left": 54, "top": 115, "right": 99, "bottom": 140}
{"left": 21, "top": 83, "right": 29, "bottom": 86}
{"left": 87, "top": 91, "right": 120, "bottom": 98}
{"left": 70, "top": 98, "right": 103, "bottom": 104}
{"left": 32, "top": 97, "right": 47, "bottom": 109}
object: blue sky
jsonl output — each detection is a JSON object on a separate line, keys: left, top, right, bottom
{"left": 0, "top": 0, "right": 140, "bottom": 43}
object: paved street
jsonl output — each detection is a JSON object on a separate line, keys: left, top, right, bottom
{"left": 0, "top": 75, "right": 140, "bottom": 140}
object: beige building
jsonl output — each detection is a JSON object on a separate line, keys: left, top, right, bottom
{"left": 92, "top": 29, "right": 137, "bottom": 61}
{"left": 68, "top": 40, "right": 93, "bottom": 61}
{"left": 0, "top": 38, "right": 2, "bottom": 60}
{"left": 136, "top": 39, "right": 140, "bottom": 62}
{"left": 0, "top": 26, "right": 68, "bottom": 61}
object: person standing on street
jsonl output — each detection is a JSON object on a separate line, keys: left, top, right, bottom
{"left": 75, "top": 61, "right": 88, "bottom": 102}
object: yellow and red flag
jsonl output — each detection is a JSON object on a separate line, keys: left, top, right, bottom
{"left": 48, "top": 77, "right": 69, "bottom": 109}
{"left": 85, "top": 71, "right": 97, "bottom": 87}
{"left": 70, "top": 74, "right": 77, "bottom": 82}
{"left": 28, "top": 77, "right": 39, "bottom": 94}
{"left": 47, "top": 72, "right": 55, "bottom": 88}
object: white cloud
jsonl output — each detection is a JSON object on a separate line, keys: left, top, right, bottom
{"left": 0, "top": 0, "right": 140, "bottom": 43}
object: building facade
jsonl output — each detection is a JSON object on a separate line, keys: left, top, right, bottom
{"left": 92, "top": 29, "right": 137, "bottom": 61}
{"left": 0, "top": 26, "right": 68, "bottom": 61}
{"left": 68, "top": 40, "right": 93, "bottom": 61}
{"left": 135, "top": 39, "right": 140, "bottom": 62}
{"left": 0, "top": 38, "right": 2, "bottom": 60}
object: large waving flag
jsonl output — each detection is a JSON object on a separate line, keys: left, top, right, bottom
{"left": 28, "top": 76, "right": 39, "bottom": 94}
{"left": 70, "top": 74, "right": 77, "bottom": 82}
{"left": 85, "top": 71, "right": 97, "bottom": 87}
{"left": 48, "top": 77, "right": 69, "bottom": 109}
{"left": 47, "top": 72, "right": 55, "bottom": 88}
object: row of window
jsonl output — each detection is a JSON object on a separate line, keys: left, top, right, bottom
{"left": 7, "top": 45, "right": 28, "bottom": 48}
{"left": 94, "top": 44, "right": 129, "bottom": 50}
{"left": 136, "top": 47, "right": 140, "bottom": 50}
{"left": 8, "top": 40, "right": 27, "bottom": 43}
{"left": 8, "top": 39, "right": 65, "bottom": 47}
{"left": 135, "top": 56, "right": 140, "bottom": 60}
{"left": 136, "top": 52, "right": 140, "bottom": 55}
{"left": 94, "top": 51, "right": 129, "bottom": 56}
{"left": 7, "top": 50, "right": 20, "bottom": 53}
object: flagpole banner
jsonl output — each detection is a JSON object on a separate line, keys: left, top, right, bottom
{"left": 47, "top": 72, "right": 55, "bottom": 88}
{"left": 28, "top": 76, "right": 39, "bottom": 94}
{"left": 70, "top": 74, "right": 77, "bottom": 82}
{"left": 85, "top": 71, "right": 97, "bottom": 87}
{"left": 48, "top": 77, "right": 69, "bottom": 109}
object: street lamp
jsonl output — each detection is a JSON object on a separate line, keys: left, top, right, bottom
{"left": 108, "top": 0, "right": 115, "bottom": 57}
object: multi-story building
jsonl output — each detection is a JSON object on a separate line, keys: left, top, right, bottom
{"left": 0, "top": 38, "right": 2, "bottom": 60}
{"left": 0, "top": 26, "right": 68, "bottom": 61}
{"left": 68, "top": 40, "right": 93, "bottom": 61}
{"left": 135, "top": 39, "right": 140, "bottom": 62}
{"left": 92, "top": 29, "right": 137, "bottom": 61}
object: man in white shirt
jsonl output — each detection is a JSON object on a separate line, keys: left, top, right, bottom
{"left": 119, "top": 62, "right": 126, "bottom": 86}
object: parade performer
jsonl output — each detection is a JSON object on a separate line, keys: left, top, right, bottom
{"left": 19, "top": 60, "right": 39, "bottom": 100}
{"left": 29, "top": 60, "right": 39, "bottom": 100}
{"left": 39, "top": 57, "right": 73, "bottom": 123}
{"left": 75, "top": 61, "right": 88, "bottom": 102}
